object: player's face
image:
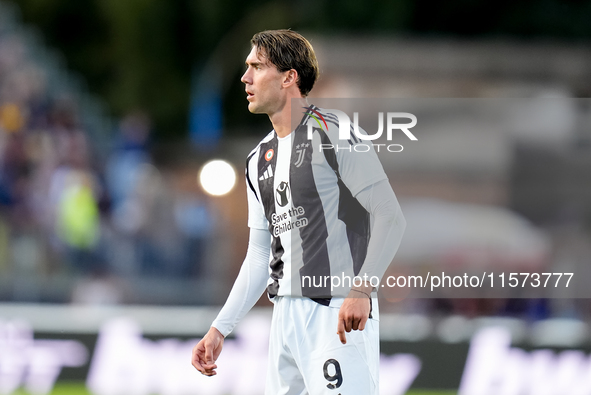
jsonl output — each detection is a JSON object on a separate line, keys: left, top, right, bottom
{"left": 241, "top": 46, "right": 286, "bottom": 115}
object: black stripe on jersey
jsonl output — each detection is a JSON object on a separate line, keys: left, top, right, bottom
{"left": 245, "top": 150, "right": 259, "bottom": 202}
{"left": 257, "top": 135, "right": 284, "bottom": 298}
{"left": 324, "top": 117, "right": 339, "bottom": 129}
{"left": 319, "top": 110, "right": 338, "bottom": 125}
{"left": 317, "top": 128, "right": 371, "bottom": 276}
{"left": 291, "top": 124, "right": 332, "bottom": 302}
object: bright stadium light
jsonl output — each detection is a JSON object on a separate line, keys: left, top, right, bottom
{"left": 199, "top": 159, "right": 237, "bottom": 196}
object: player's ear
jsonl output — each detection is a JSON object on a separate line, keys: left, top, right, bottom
{"left": 282, "top": 69, "right": 298, "bottom": 89}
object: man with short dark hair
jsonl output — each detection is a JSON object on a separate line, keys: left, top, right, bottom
{"left": 192, "top": 29, "right": 405, "bottom": 394}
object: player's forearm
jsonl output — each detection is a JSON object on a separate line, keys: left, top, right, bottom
{"left": 355, "top": 180, "right": 406, "bottom": 285}
{"left": 362, "top": 206, "right": 405, "bottom": 282}
{"left": 211, "top": 227, "right": 270, "bottom": 337}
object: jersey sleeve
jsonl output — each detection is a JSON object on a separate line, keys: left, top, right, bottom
{"left": 325, "top": 111, "right": 388, "bottom": 197}
{"left": 355, "top": 179, "right": 406, "bottom": 281}
{"left": 211, "top": 227, "right": 271, "bottom": 336}
{"left": 245, "top": 156, "right": 268, "bottom": 230}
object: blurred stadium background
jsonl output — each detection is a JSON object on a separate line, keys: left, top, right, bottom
{"left": 1, "top": 0, "right": 591, "bottom": 394}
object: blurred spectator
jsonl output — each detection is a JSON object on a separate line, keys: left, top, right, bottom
{"left": 0, "top": 24, "right": 109, "bottom": 286}
{"left": 0, "top": 103, "right": 29, "bottom": 226}
{"left": 105, "top": 111, "right": 153, "bottom": 276}
{"left": 45, "top": 103, "right": 103, "bottom": 274}
{"left": 105, "top": 110, "right": 151, "bottom": 213}
{"left": 105, "top": 111, "right": 213, "bottom": 279}
{"left": 172, "top": 167, "right": 214, "bottom": 278}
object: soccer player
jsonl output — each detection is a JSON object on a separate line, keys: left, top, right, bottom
{"left": 191, "top": 29, "right": 405, "bottom": 394}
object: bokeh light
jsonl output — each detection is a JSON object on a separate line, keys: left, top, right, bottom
{"left": 198, "top": 159, "right": 237, "bottom": 196}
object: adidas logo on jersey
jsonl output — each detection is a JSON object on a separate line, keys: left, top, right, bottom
{"left": 259, "top": 165, "right": 274, "bottom": 181}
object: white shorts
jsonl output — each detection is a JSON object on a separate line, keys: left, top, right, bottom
{"left": 266, "top": 296, "right": 380, "bottom": 395}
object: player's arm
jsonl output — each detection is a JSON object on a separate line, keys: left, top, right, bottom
{"left": 337, "top": 179, "right": 406, "bottom": 343}
{"left": 354, "top": 179, "right": 405, "bottom": 284}
{"left": 323, "top": 113, "right": 405, "bottom": 343}
{"left": 192, "top": 154, "right": 271, "bottom": 374}
{"left": 192, "top": 226, "right": 270, "bottom": 375}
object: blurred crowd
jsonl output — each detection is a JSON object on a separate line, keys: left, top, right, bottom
{"left": 0, "top": 16, "right": 215, "bottom": 305}
{"left": 2, "top": 2, "right": 590, "bottom": 322}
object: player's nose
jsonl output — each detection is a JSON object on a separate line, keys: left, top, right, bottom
{"left": 241, "top": 69, "right": 251, "bottom": 85}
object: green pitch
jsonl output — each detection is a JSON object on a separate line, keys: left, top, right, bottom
{"left": 10, "top": 382, "right": 457, "bottom": 395}
{"left": 11, "top": 383, "right": 91, "bottom": 395}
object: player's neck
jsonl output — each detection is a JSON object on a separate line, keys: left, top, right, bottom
{"left": 269, "top": 96, "right": 308, "bottom": 138}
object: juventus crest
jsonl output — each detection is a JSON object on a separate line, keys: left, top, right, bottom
{"left": 294, "top": 142, "right": 310, "bottom": 168}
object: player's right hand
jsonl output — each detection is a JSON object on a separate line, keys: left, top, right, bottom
{"left": 191, "top": 326, "right": 225, "bottom": 376}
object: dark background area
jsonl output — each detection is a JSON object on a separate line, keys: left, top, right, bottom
{"left": 13, "top": 0, "right": 591, "bottom": 140}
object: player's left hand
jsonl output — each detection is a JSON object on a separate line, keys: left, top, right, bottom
{"left": 337, "top": 286, "right": 372, "bottom": 344}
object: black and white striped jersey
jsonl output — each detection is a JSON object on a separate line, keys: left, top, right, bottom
{"left": 245, "top": 106, "right": 388, "bottom": 304}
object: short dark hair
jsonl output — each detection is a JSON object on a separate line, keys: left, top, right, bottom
{"left": 251, "top": 29, "right": 319, "bottom": 97}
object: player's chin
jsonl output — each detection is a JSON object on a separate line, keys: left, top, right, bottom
{"left": 247, "top": 102, "right": 264, "bottom": 114}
